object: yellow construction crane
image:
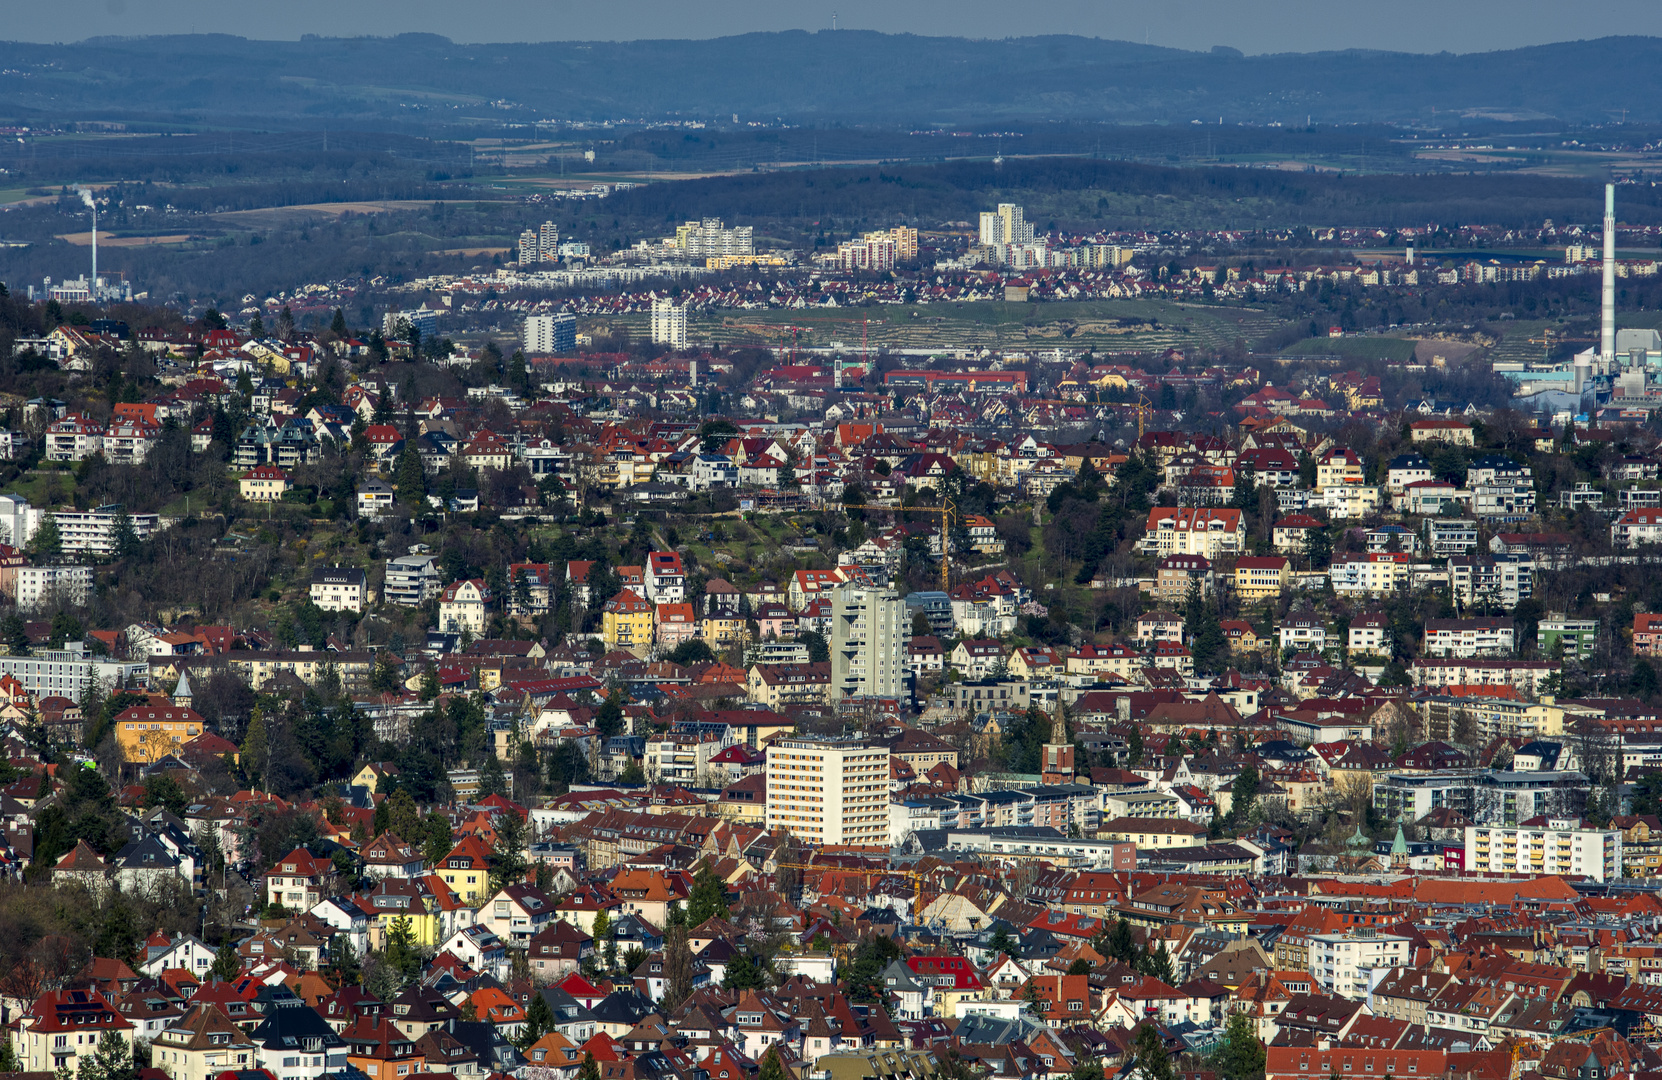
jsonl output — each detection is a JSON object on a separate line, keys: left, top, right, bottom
{"left": 1527, "top": 329, "right": 1598, "bottom": 361}
{"left": 839, "top": 499, "right": 958, "bottom": 592}
{"left": 776, "top": 860, "right": 936, "bottom": 915}
{"left": 1506, "top": 1026, "right": 1616, "bottom": 1080}
{"left": 1135, "top": 394, "right": 1153, "bottom": 439}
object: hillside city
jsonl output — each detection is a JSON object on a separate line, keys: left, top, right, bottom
{"left": 3, "top": 184, "right": 1662, "bottom": 1080}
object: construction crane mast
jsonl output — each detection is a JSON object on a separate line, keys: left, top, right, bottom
{"left": 839, "top": 499, "right": 958, "bottom": 592}
{"left": 776, "top": 860, "right": 936, "bottom": 917}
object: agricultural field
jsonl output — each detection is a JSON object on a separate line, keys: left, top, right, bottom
{"left": 604, "top": 299, "right": 1289, "bottom": 354}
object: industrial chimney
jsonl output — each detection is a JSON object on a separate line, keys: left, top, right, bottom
{"left": 1602, "top": 183, "right": 1617, "bottom": 367}
{"left": 79, "top": 188, "right": 98, "bottom": 293}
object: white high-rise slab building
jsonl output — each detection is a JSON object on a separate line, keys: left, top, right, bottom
{"left": 524, "top": 313, "right": 576, "bottom": 355}
{"left": 1464, "top": 820, "right": 1621, "bottom": 882}
{"left": 651, "top": 298, "right": 687, "bottom": 347}
{"left": 765, "top": 735, "right": 890, "bottom": 846}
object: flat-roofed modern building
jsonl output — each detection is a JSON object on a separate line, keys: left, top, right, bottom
{"left": 765, "top": 734, "right": 889, "bottom": 847}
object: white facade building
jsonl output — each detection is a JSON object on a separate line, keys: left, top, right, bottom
{"left": 1423, "top": 618, "right": 1515, "bottom": 658}
{"left": 1464, "top": 820, "right": 1621, "bottom": 882}
{"left": 524, "top": 313, "right": 576, "bottom": 355}
{"left": 651, "top": 299, "right": 687, "bottom": 347}
{"left": 1308, "top": 929, "right": 1410, "bottom": 998}
{"left": 0, "top": 494, "right": 41, "bottom": 549}
{"left": 765, "top": 735, "right": 889, "bottom": 847}
{"left": 16, "top": 565, "right": 93, "bottom": 611}
{"left": 673, "top": 218, "right": 753, "bottom": 258}
{"left": 384, "top": 553, "right": 442, "bottom": 606}
{"left": 53, "top": 509, "right": 162, "bottom": 555}
{"left": 308, "top": 567, "right": 367, "bottom": 613}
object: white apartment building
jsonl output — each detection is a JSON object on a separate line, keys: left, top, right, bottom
{"left": 978, "top": 203, "right": 1040, "bottom": 266}
{"left": 1348, "top": 613, "right": 1390, "bottom": 658}
{"left": 0, "top": 493, "right": 42, "bottom": 549}
{"left": 439, "top": 579, "right": 490, "bottom": 635}
{"left": 1448, "top": 554, "right": 1532, "bottom": 609}
{"left": 1278, "top": 615, "right": 1327, "bottom": 653}
{"left": 1424, "top": 518, "right": 1480, "bottom": 557}
{"left": 383, "top": 553, "right": 441, "bottom": 606}
{"left": 16, "top": 565, "right": 92, "bottom": 611}
{"left": 44, "top": 414, "right": 105, "bottom": 462}
{"left": 830, "top": 581, "right": 906, "bottom": 702}
{"left": 645, "top": 730, "right": 726, "bottom": 786}
{"left": 1464, "top": 820, "right": 1621, "bottom": 882}
{"left": 53, "top": 508, "right": 163, "bottom": 555}
{"left": 1385, "top": 454, "right": 1432, "bottom": 495}
{"left": 1473, "top": 481, "right": 1536, "bottom": 522}
{"left": 1423, "top": 617, "right": 1515, "bottom": 657}
{"left": 308, "top": 566, "right": 367, "bottom": 613}
{"left": 1140, "top": 507, "right": 1244, "bottom": 560}
{"left": 1308, "top": 929, "right": 1410, "bottom": 998}
{"left": 524, "top": 313, "right": 576, "bottom": 355}
{"left": 765, "top": 735, "right": 889, "bottom": 846}
{"left": 644, "top": 550, "right": 687, "bottom": 604}
{"left": 0, "top": 642, "right": 145, "bottom": 698}
{"left": 674, "top": 218, "right": 753, "bottom": 258}
{"left": 1613, "top": 509, "right": 1662, "bottom": 548}
{"left": 651, "top": 298, "right": 687, "bottom": 347}
{"left": 1328, "top": 554, "right": 1408, "bottom": 597}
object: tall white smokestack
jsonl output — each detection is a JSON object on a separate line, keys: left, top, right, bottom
{"left": 1602, "top": 182, "right": 1617, "bottom": 365}
{"left": 78, "top": 188, "right": 97, "bottom": 290}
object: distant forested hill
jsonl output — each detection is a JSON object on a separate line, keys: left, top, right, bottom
{"left": 0, "top": 32, "right": 1660, "bottom": 127}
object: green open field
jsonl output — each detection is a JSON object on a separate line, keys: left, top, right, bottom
{"left": 1278, "top": 336, "right": 1418, "bottom": 361}
{"left": 603, "top": 299, "right": 1289, "bottom": 354}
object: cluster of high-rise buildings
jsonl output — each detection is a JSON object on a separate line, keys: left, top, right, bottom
{"left": 971, "top": 202, "right": 1134, "bottom": 270}
{"left": 673, "top": 218, "right": 754, "bottom": 259}
{"left": 517, "top": 221, "right": 560, "bottom": 265}
{"left": 977, "top": 202, "right": 1049, "bottom": 268}
{"left": 819, "top": 226, "right": 920, "bottom": 271}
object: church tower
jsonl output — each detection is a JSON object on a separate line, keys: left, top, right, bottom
{"left": 171, "top": 668, "right": 194, "bottom": 710}
{"left": 1041, "top": 699, "right": 1074, "bottom": 785}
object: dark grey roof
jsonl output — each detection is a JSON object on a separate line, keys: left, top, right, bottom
{"left": 450, "top": 1020, "right": 524, "bottom": 1072}
{"left": 110, "top": 833, "right": 180, "bottom": 871}
{"left": 248, "top": 998, "right": 347, "bottom": 1049}
{"left": 587, "top": 987, "right": 655, "bottom": 1026}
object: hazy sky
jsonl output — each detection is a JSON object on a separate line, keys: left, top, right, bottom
{"left": 20, "top": 0, "right": 1662, "bottom": 53}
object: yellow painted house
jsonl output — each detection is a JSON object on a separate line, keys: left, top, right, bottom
{"left": 603, "top": 588, "right": 655, "bottom": 655}
{"left": 116, "top": 704, "right": 204, "bottom": 763}
{"left": 698, "top": 615, "right": 749, "bottom": 649}
{"left": 239, "top": 465, "right": 289, "bottom": 501}
{"left": 361, "top": 881, "right": 464, "bottom": 949}
{"left": 1234, "top": 556, "right": 1290, "bottom": 601}
{"left": 439, "top": 834, "right": 494, "bottom": 906}
{"left": 1007, "top": 647, "right": 1061, "bottom": 680}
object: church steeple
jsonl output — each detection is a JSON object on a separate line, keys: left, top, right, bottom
{"left": 1041, "top": 698, "right": 1074, "bottom": 785}
{"left": 172, "top": 668, "right": 193, "bottom": 709}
